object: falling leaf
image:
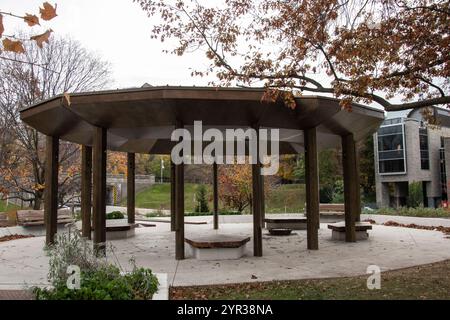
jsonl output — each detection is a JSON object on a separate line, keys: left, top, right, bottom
{"left": 2, "top": 38, "right": 25, "bottom": 54}
{"left": 0, "top": 14, "right": 4, "bottom": 38}
{"left": 63, "top": 92, "right": 71, "bottom": 106}
{"left": 30, "top": 29, "right": 53, "bottom": 48}
{"left": 40, "top": 2, "right": 58, "bottom": 21}
{"left": 24, "top": 14, "right": 40, "bottom": 27}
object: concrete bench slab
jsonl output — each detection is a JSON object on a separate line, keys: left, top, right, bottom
{"left": 328, "top": 222, "right": 373, "bottom": 240}
{"left": 268, "top": 228, "right": 292, "bottom": 236}
{"left": 264, "top": 217, "right": 307, "bottom": 230}
{"left": 185, "top": 235, "right": 250, "bottom": 260}
{"left": 90, "top": 221, "right": 137, "bottom": 240}
{"left": 16, "top": 209, "right": 75, "bottom": 227}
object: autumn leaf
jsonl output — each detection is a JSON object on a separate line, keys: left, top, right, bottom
{"left": 63, "top": 92, "right": 71, "bottom": 106}
{"left": 2, "top": 38, "right": 25, "bottom": 54}
{"left": 0, "top": 14, "right": 4, "bottom": 38}
{"left": 40, "top": 2, "right": 58, "bottom": 21}
{"left": 31, "top": 29, "right": 53, "bottom": 48}
{"left": 24, "top": 14, "right": 40, "bottom": 27}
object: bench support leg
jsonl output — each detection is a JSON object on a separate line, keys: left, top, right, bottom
{"left": 93, "top": 127, "right": 107, "bottom": 256}
{"left": 127, "top": 153, "right": 135, "bottom": 224}
{"left": 342, "top": 134, "right": 358, "bottom": 242}
{"left": 305, "top": 127, "right": 319, "bottom": 250}
{"left": 44, "top": 135, "right": 59, "bottom": 245}
{"left": 81, "top": 145, "right": 92, "bottom": 239}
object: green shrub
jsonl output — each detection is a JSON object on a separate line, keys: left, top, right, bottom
{"left": 363, "top": 206, "right": 450, "bottom": 218}
{"left": 407, "top": 181, "right": 423, "bottom": 208}
{"left": 34, "top": 263, "right": 158, "bottom": 300}
{"left": 34, "top": 230, "right": 158, "bottom": 300}
{"left": 194, "top": 185, "right": 209, "bottom": 213}
{"left": 106, "top": 211, "right": 125, "bottom": 219}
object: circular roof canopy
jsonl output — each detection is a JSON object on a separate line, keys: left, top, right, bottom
{"left": 20, "top": 86, "right": 384, "bottom": 154}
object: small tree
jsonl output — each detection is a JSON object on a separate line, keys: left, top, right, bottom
{"left": 407, "top": 181, "right": 423, "bottom": 208}
{"left": 194, "top": 185, "right": 209, "bottom": 213}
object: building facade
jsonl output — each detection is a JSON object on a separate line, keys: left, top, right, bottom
{"left": 374, "top": 107, "right": 450, "bottom": 208}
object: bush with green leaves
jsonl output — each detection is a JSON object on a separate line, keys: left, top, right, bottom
{"left": 363, "top": 206, "right": 450, "bottom": 218}
{"left": 34, "top": 230, "right": 158, "bottom": 300}
{"left": 407, "top": 181, "right": 423, "bottom": 208}
{"left": 194, "top": 185, "right": 209, "bottom": 213}
{"left": 106, "top": 211, "right": 125, "bottom": 219}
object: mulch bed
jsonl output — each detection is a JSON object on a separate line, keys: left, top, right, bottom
{"left": 0, "top": 234, "right": 35, "bottom": 243}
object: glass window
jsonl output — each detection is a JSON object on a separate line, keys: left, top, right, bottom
{"left": 377, "top": 123, "right": 406, "bottom": 174}
{"left": 419, "top": 127, "right": 429, "bottom": 170}
{"left": 379, "top": 159, "right": 405, "bottom": 173}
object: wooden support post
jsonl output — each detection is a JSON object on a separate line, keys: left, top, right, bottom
{"left": 93, "top": 127, "right": 107, "bottom": 255}
{"left": 355, "top": 150, "right": 361, "bottom": 223}
{"left": 252, "top": 161, "right": 263, "bottom": 256}
{"left": 81, "top": 145, "right": 92, "bottom": 239}
{"left": 170, "top": 161, "right": 176, "bottom": 232}
{"left": 127, "top": 153, "right": 135, "bottom": 224}
{"left": 175, "top": 162, "right": 185, "bottom": 259}
{"left": 175, "top": 122, "right": 185, "bottom": 260}
{"left": 213, "top": 162, "right": 219, "bottom": 230}
{"left": 44, "top": 136, "right": 59, "bottom": 245}
{"left": 259, "top": 171, "right": 265, "bottom": 227}
{"left": 342, "top": 134, "right": 358, "bottom": 242}
{"left": 305, "top": 127, "right": 319, "bottom": 250}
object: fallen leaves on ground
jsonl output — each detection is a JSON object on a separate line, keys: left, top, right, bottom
{"left": 383, "top": 220, "right": 450, "bottom": 235}
{"left": 0, "top": 234, "right": 34, "bottom": 243}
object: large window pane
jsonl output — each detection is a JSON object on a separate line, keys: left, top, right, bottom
{"left": 419, "top": 127, "right": 429, "bottom": 170}
{"left": 377, "top": 123, "right": 406, "bottom": 174}
{"left": 378, "top": 134, "right": 404, "bottom": 151}
{"left": 379, "top": 159, "right": 405, "bottom": 173}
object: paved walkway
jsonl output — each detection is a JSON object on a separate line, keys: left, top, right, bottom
{"left": 0, "top": 218, "right": 449, "bottom": 290}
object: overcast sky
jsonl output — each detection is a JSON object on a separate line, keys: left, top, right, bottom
{"left": 1, "top": 0, "right": 214, "bottom": 88}
{"left": 1, "top": 1, "right": 396, "bottom": 110}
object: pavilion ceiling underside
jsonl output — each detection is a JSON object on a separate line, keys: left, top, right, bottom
{"left": 20, "top": 88, "right": 384, "bottom": 154}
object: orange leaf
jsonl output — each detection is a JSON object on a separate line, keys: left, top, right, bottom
{"left": 40, "top": 2, "right": 58, "bottom": 21}
{"left": 63, "top": 92, "right": 71, "bottom": 106}
{"left": 31, "top": 29, "right": 53, "bottom": 48}
{"left": 0, "top": 14, "right": 4, "bottom": 38}
{"left": 24, "top": 14, "right": 40, "bottom": 27}
{"left": 2, "top": 38, "right": 25, "bottom": 54}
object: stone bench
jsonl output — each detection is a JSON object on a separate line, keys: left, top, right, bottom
{"left": 185, "top": 235, "right": 250, "bottom": 260}
{"left": 91, "top": 220, "right": 137, "bottom": 240}
{"left": 0, "top": 212, "right": 7, "bottom": 227}
{"left": 264, "top": 217, "right": 307, "bottom": 230}
{"left": 328, "top": 222, "right": 372, "bottom": 241}
{"left": 16, "top": 209, "right": 75, "bottom": 227}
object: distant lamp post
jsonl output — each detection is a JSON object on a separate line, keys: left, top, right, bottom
{"left": 160, "top": 158, "right": 165, "bottom": 183}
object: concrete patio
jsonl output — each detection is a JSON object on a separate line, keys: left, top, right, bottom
{"left": 0, "top": 215, "right": 449, "bottom": 290}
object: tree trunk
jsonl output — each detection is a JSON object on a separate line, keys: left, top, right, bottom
{"left": 33, "top": 191, "right": 43, "bottom": 209}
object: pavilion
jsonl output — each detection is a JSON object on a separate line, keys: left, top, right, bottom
{"left": 19, "top": 86, "right": 384, "bottom": 259}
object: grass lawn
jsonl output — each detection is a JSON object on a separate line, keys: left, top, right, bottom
{"left": 0, "top": 200, "right": 19, "bottom": 212}
{"left": 124, "top": 183, "right": 305, "bottom": 213}
{"left": 125, "top": 183, "right": 212, "bottom": 212}
{"left": 170, "top": 260, "right": 450, "bottom": 300}
{"left": 365, "top": 206, "right": 450, "bottom": 218}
